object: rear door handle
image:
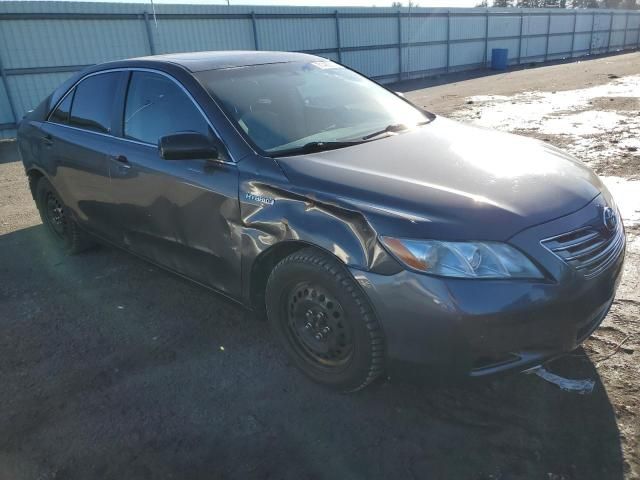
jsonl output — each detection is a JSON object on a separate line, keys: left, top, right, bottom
{"left": 42, "top": 134, "right": 54, "bottom": 147}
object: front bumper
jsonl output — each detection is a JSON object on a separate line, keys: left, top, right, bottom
{"left": 352, "top": 197, "right": 625, "bottom": 378}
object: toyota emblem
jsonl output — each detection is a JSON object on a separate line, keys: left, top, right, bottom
{"left": 603, "top": 207, "right": 617, "bottom": 232}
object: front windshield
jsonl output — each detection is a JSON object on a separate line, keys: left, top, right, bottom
{"left": 195, "top": 60, "right": 430, "bottom": 155}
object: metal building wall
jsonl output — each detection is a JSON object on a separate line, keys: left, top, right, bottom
{"left": 1, "top": 1, "right": 639, "bottom": 139}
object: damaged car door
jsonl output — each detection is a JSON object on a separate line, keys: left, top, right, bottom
{"left": 108, "top": 70, "right": 242, "bottom": 296}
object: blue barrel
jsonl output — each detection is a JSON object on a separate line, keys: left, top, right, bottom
{"left": 491, "top": 48, "right": 509, "bottom": 70}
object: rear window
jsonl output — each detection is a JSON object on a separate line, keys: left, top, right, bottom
{"left": 69, "top": 73, "right": 120, "bottom": 133}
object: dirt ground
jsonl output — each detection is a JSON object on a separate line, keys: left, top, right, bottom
{"left": 1, "top": 52, "right": 639, "bottom": 480}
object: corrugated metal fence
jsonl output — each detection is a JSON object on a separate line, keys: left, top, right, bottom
{"left": 1, "top": 1, "right": 639, "bottom": 139}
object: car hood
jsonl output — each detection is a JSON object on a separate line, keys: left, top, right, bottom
{"left": 274, "top": 116, "right": 605, "bottom": 241}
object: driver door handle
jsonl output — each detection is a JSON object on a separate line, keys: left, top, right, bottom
{"left": 111, "top": 154, "right": 129, "bottom": 164}
{"left": 110, "top": 154, "right": 131, "bottom": 169}
{"left": 109, "top": 154, "right": 131, "bottom": 176}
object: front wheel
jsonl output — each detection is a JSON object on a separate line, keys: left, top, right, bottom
{"left": 266, "top": 247, "right": 385, "bottom": 392}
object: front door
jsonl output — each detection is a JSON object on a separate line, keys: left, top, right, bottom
{"left": 108, "top": 70, "right": 242, "bottom": 296}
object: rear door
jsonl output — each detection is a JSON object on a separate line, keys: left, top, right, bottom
{"left": 108, "top": 70, "right": 242, "bottom": 296}
{"left": 43, "top": 71, "right": 128, "bottom": 242}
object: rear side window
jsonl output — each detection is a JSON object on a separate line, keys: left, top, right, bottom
{"left": 124, "top": 71, "right": 210, "bottom": 145}
{"left": 69, "top": 73, "right": 120, "bottom": 133}
{"left": 50, "top": 91, "right": 73, "bottom": 124}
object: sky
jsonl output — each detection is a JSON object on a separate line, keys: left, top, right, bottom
{"left": 30, "top": 0, "right": 480, "bottom": 6}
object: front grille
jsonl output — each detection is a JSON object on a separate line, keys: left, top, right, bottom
{"left": 541, "top": 220, "right": 624, "bottom": 279}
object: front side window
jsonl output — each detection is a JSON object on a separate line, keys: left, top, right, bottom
{"left": 69, "top": 72, "right": 120, "bottom": 133}
{"left": 124, "top": 71, "right": 210, "bottom": 145}
{"left": 195, "top": 61, "right": 430, "bottom": 155}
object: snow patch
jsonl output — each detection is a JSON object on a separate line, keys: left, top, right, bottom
{"left": 601, "top": 176, "right": 640, "bottom": 227}
{"left": 452, "top": 75, "right": 640, "bottom": 165}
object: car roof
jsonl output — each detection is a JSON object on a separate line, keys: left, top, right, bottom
{"left": 129, "top": 50, "right": 323, "bottom": 72}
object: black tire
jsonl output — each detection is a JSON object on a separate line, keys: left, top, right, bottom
{"left": 35, "top": 177, "right": 95, "bottom": 254}
{"left": 266, "top": 247, "right": 385, "bottom": 392}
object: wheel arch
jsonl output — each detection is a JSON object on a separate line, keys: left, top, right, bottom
{"left": 26, "top": 166, "right": 47, "bottom": 200}
{"left": 248, "top": 240, "right": 341, "bottom": 315}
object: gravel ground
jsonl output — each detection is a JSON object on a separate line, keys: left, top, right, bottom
{"left": 1, "top": 52, "right": 639, "bottom": 480}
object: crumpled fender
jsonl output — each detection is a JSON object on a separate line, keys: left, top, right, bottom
{"left": 237, "top": 155, "right": 399, "bottom": 302}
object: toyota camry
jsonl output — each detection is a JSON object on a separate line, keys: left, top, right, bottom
{"left": 17, "top": 51, "right": 625, "bottom": 392}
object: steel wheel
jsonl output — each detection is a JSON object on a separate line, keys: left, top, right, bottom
{"left": 35, "top": 177, "right": 96, "bottom": 254}
{"left": 286, "top": 282, "right": 353, "bottom": 369}
{"left": 44, "top": 191, "right": 67, "bottom": 240}
{"left": 266, "top": 247, "right": 385, "bottom": 392}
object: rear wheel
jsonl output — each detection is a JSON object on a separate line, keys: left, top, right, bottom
{"left": 35, "top": 178, "right": 95, "bottom": 254}
{"left": 266, "top": 247, "right": 385, "bottom": 392}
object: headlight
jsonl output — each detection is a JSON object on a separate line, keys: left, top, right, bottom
{"left": 380, "top": 237, "right": 543, "bottom": 279}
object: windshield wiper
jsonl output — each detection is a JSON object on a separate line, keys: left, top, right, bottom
{"left": 362, "top": 123, "right": 409, "bottom": 140}
{"left": 272, "top": 140, "right": 364, "bottom": 157}
{"left": 272, "top": 119, "right": 435, "bottom": 157}
{"left": 361, "top": 119, "right": 434, "bottom": 141}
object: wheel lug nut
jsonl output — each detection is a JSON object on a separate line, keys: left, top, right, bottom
{"left": 314, "top": 333, "right": 323, "bottom": 341}
{"left": 322, "top": 326, "right": 331, "bottom": 334}
{"left": 305, "top": 322, "right": 313, "bottom": 330}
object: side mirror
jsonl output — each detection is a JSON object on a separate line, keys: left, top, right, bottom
{"left": 159, "top": 132, "right": 220, "bottom": 161}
